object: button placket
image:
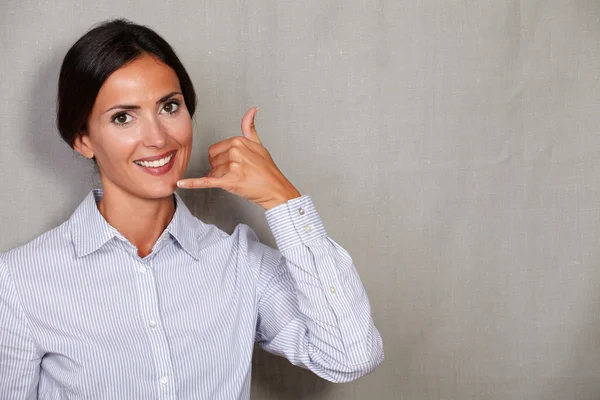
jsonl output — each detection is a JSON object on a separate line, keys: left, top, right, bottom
{"left": 134, "top": 258, "right": 175, "bottom": 396}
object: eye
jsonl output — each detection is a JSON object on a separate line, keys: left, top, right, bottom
{"left": 161, "top": 100, "right": 180, "bottom": 115}
{"left": 111, "top": 113, "right": 133, "bottom": 126}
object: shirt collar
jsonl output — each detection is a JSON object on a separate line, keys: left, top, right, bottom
{"left": 166, "top": 191, "right": 206, "bottom": 260}
{"left": 70, "top": 189, "right": 205, "bottom": 260}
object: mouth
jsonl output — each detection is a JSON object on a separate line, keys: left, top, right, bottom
{"left": 133, "top": 150, "right": 177, "bottom": 176}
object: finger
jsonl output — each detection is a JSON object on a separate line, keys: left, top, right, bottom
{"left": 206, "top": 163, "right": 229, "bottom": 178}
{"left": 208, "top": 137, "right": 250, "bottom": 159}
{"left": 241, "top": 107, "right": 261, "bottom": 144}
{"left": 209, "top": 146, "right": 243, "bottom": 168}
{"left": 208, "top": 136, "right": 267, "bottom": 161}
{"left": 177, "top": 176, "right": 231, "bottom": 190}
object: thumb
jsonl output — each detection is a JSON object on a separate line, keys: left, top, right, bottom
{"left": 241, "top": 107, "right": 261, "bottom": 144}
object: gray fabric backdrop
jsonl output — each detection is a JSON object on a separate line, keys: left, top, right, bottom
{"left": 1, "top": 1, "right": 599, "bottom": 399}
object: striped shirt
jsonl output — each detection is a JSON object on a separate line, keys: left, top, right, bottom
{"left": 0, "top": 189, "right": 384, "bottom": 399}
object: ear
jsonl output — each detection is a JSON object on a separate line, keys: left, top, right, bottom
{"left": 73, "top": 133, "right": 95, "bottom": 159}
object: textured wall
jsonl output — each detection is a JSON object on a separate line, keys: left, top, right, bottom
{"left": 1, "top": 1, "right": 599, "bottom": 399}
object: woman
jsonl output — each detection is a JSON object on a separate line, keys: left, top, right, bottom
{"left": 0, "top": 19, "right": 383, "bottom": 399}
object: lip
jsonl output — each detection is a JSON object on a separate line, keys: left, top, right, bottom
{"left": 134, "top": 150, "right": 177, "bottom": 162}
{"left": 134, "top": 151, "right": 177, "bottom": 176}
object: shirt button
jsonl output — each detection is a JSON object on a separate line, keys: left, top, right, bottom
{"left": 139, "top": 266, "right": 147, "bottom": 273}
{"left": 160, "top": 376, "right": 169, "bottom": 385}
{"left": 298, "top": 208, "right": 305, "bottom": 215}
{"left": 149, "top": 320, "right": 157, "bottom": 328}
{"left": 304, "top": 224, "right": 312, "bottom": 232}
{"left": 329, "top": 286, "right": 337, "bottom": 294}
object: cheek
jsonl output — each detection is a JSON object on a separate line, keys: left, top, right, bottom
{"left": 93, "top": 126, "right": 140, "bottom": 165}
{"left": 169, "top": 116, "right": 193, "bottom": 146}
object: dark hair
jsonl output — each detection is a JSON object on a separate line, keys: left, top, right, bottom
{"left": 57, "top": 19, "right": 197, "bottom": 148}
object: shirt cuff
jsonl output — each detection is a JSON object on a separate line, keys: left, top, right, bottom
{"left": 265, "top": 195, "right": 327, "bottom": 251}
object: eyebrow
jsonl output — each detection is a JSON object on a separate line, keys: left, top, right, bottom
{"left": 102, "top": 91, "right": 183, "bottom": 114}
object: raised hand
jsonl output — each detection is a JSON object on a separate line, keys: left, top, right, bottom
{"left": 177, "top": 107, "right": 301, "bottom": 210}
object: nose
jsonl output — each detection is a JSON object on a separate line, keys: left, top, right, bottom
{"left": 142, "top": 116, "right": 167, "bottom": 148}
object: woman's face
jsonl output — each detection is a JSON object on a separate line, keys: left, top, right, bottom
{"left": 75, "top": 54, "right": 193, "bottom": 200}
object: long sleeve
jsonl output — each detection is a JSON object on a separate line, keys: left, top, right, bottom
{"left": 0, "top": 256, "right": 41, "bottom": 399}
{"left": 250, "top": 195, "right": 384, "bottom": 383}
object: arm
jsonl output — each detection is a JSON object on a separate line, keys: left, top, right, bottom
{"left": 0, "top": 256, "right": 41, "bottom": 399}
{"left": 177, "top": 107, "right": 384, "bottom": 380}
{"left": 251, "top": 195, "right": 384, "bottom": 382}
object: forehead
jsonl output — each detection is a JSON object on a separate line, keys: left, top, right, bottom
{"left": 94, "top": 54, "right": 181, "bottom": 108}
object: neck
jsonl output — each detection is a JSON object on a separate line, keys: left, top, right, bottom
{"left": 97, "top": 183, "right": 176, "bottom": 258}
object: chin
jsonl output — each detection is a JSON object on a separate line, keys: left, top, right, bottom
{"left": 135, "top": 182, "right": 178, "bottom": 200}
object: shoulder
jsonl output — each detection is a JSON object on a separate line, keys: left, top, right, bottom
{"left": 0, "top": 221, "right": 73, "bottom": 274}
{"left": 229, "top": 223, "right": 281, "bottom": 272}
{"left": 198, "top": 221, "right": 259, "bottom": 254}
{"left": 228, "top": 223, "right": 269, "bottom": 254}
{"left": 197, "top": 219, "right": 276, "bottom": 258}
{"left": 232, "top": 223, "right": 259, "bottom": 242}
{"left": 195, "top": 219, "right": 260, "bottom": 246}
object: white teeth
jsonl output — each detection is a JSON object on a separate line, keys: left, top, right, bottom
{"left": 135, "top": 153, "right": 174, "bottom": 168}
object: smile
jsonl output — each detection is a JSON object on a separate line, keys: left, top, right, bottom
{"left": 133, "top": 151, "right": 178, "bottom": 177}
{"left": 134, "top": 151, "right": 175, "bottom": 168}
